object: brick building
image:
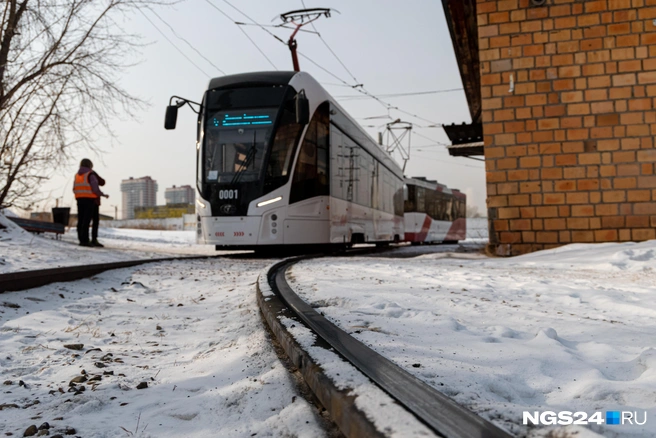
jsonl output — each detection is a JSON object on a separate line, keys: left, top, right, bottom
{"left": 443, "top": 0, "right": 656, "bottom": 255}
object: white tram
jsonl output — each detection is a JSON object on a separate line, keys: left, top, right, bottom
{"left": 403, "top": 177, "right": 467, "bottom": 244}
{"left": 165, "top": 71, "right": 404, "bottom": 249}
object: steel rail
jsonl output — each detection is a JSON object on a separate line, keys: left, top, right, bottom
{"left": 265, "top": 255, "right": 514, "bottom": 438}
{"left": 0, "top": 255, "right": 223, "bottom": 293}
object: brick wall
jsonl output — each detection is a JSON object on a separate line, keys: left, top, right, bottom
{"left": 478, "top": 0, "right": 656, "bottom": 255}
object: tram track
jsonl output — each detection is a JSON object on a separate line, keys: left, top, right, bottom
{"left": 1, "top": 245, "right": 509, "bottom": 437}
{"left": 0, "top": 253, "right": 254, "bottom": 293}
{"left": 258, "top": 252, "right": 514, "bottom": 438}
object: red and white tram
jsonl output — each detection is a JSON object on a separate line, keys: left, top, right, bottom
{"left": 403, "top": 177, "right": 467, "bottom": 244}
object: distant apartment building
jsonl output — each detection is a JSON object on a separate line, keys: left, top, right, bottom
{"left": 164, "top": 185, "right": 195, "bottom": 205}
{"left": 120, "top": 176, "right": 158, "bottom": 219}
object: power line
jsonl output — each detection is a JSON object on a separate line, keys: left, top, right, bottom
{"left": 292, "top": 2, "right": 447, "bottom": 126}
{"left": 139, "top": 9, "right": 210, "bottom": 78}
{"left": 410, "top": 153, "right": 484, "bottom": 169}
{"left": 413, "top": 143, "right": 451, "bottom": 150}
{"left": 336, "top": 88, "right": 464, "bottom": 100}
{"left": 204, "top": 0, "right": 278, "bottom": 70}
{"left": 297, "top": 51, "right": 359, "bottom": 87}
{"left": 239, "top": 22, "right": 320, "bottom": 35}
{"left": 300, "top": 0, "right": 360, "bottom": 85}
{"left": 413, "top": 131, "right": 450, "bottom": 146}
{"left": 221, "top": 0, "right": 286, "bottom": 44}
{"left": 147, "top": 7, "right": 226, "bottom": 75}
{"left": 209, "top": 1, "right": 450, "bottom": 129}
{"left": 322, "top": 82, "right": 363, "bottom": 88}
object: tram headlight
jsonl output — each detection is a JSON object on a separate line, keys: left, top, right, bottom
{"left": 257, "top": 196, "right": 282, "bottom": 207}
{"left": 196, "top": 199, "right": 207, "bottom": 209}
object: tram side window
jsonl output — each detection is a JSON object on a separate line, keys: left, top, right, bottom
{"left": 290, "top": 102, "right": 330, "bottom": 204}
{"left": 343, "top": 136, "right": 358, "bottom": 202}
{"left": 432, "top": 192, "right": 442, "bottom": 220}
{"left": 357, "top": 151, "right": 373, "bottom": 208}
{"left": 330, "top": 126, "right": 347, "bottom": 200}
{"left": 426, "top": 190, "right": 436, "bottom": 219}
{"left": 264, "top": 94, "right": 305, "bottom": 194}
{"left": 445, "top": 198, "right": 453, "bottom": 221}
{"left": 404, "top": 185, "right": 415, "bottom": 212}
{"left": 394, "top": 184, "right": 404, "bottom": 216}
{"left": 416, "top": 187, "right": 425, "bottom": 214}
{"left": 381, "top": 173, "right": 390, "bottom": 213}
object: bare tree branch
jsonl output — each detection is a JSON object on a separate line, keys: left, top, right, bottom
{"left": 0, "top": 0, "right": 175, "bottom": 208}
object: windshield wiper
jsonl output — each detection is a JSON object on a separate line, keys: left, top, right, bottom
{"left": 231, "top": 131, "right": 258, "bottom": 185}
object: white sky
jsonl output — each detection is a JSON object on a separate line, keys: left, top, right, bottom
{"left": 37, "top": 0, "right": 485, "bottom": 219}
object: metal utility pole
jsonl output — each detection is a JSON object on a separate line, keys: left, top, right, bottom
{"left": 383, "top": 120, "right": 413, "bottom": 173}
{"left": 279, "top": 8, "right": 331, "bottom": 71}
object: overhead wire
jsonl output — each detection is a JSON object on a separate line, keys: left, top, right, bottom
{"left": 322, "top": 82, "right": 363, "bottom": 88}
{"left": 300, "top": 0, "right": 360, "bottom": 85}
{"left": 414, "top": 132, "right": 450, "bottom": 147}
{"left": 204, "top": 0, "right": 278, "bottom": 70}
{"left": 297, "top": 0, "right": 449, "bottom": 127}
{"left": 410, "top": 153, "right": 484, "bottom": 169}
{"left": 239, "top": 22, "right": 320, "bottom": 35}
{"left": 336, "top": 88, "right": 464, "bottom": 100}
{"left": 415, "top": 157, "right": 483, "bottom": 169}
{"left": 147, "top": 7, "right": 226, "bottom": 75}
{"left": 216, "top": 0, "right": 446, "bottom": 126}
{"left": 205, "top": 1, "right": 468, "bottom": 160}
{"left": 138, "top": 9, "right": 211, "bottom": 78}
{"left": 137, "top": 3, "right": 481, "bottom": 176}
{"left": 221, "top": 0, "right": 286, "bottom": 44}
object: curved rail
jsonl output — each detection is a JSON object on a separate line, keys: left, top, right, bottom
{"left": 260, "top": 256, "right": 514, "bottom": 438}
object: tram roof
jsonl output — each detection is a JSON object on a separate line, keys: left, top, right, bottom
{"left": 208, "top": 71, "right": 297, "bottom": 90}
{"left": 405, "top": 176, "right": 466, "bottom": 199}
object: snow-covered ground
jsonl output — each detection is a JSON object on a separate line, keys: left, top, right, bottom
{"left": 288, "top": 242, "right": 656, "bottom": 438}
{"left": 3, "top": 213, "right": 654, "bottom": 437}
{"left": 1, "top": 215, "right": 333, "bottom": 437}
{"left": 0, "top": 257, "right": 339, "bottom": 437}
{"left": 0, "top": 214, "right": 220, "bottom": 273}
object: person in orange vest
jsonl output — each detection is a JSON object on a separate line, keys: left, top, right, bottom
{"left": 89, "top": 169, "right": 107, "bottom": 247}
{"left": 73, "top": 158, "right": 109, "bottom": 247}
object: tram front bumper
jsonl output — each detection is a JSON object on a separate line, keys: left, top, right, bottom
{"left": 200, "top": 216, "right": 264, "bottom": 245}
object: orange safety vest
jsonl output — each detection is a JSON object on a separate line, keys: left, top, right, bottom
{"left": 73, "top": 171, "right": 98, "bottom": 199}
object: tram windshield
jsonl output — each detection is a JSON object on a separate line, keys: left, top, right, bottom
{"left": 200, "top": 85, "right": 304, "bottom": 216}
{"left": 204, "top": 108, "right": 276, "bottom": 184}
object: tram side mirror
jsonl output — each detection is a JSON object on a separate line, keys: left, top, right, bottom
{"left": 295, "top": 92, "right": 309, "bottom": 125}
{"left": 165, "top": 105, "right": 178, "bottom": 130}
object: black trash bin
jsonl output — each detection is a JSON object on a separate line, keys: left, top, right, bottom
{"left": 52, "top": 207, "right": 71, "bottom": 226}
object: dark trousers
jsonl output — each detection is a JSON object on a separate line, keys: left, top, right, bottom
{"left": 92, "top": 203, "right": 99, "bottom": 241}
{"left": 76, "top": 198, "right": 95, "bottom": 244}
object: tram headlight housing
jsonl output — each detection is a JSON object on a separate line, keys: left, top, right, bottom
{"left": 257, "top": 196, "right": 282, "bottom": 208}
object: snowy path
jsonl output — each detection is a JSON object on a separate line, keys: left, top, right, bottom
{"left": 0, "top": 258, "right": 329, "bottom": 438}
